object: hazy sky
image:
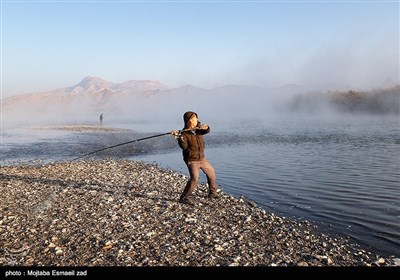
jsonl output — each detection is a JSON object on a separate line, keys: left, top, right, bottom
{"left": 1, "top": 0, "right": 399, "bottom": 98}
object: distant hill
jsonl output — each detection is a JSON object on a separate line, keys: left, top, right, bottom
{"left": 1, "top": 76, "right": 169, "bottom": 112}
{"left": 1, "top": 76, "right": 171, "bottom": 123}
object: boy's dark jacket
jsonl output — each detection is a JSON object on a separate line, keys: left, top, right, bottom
{"left": 178, "top": 111, "right": 210, "bottom": 163}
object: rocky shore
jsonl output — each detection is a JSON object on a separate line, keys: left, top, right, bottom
{"left": 0, "top": 160, "right": 396, "bottom": 266}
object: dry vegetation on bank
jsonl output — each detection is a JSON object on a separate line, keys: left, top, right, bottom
{"left": 290, "top": 85, "right": 399, "bottom": 114}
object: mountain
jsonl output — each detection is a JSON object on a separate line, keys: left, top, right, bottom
{"left": 1, "top": 76, "right": 170, "bottom": 121}
{"left": 66, "top": 76, "right": 114, "bottom": 94}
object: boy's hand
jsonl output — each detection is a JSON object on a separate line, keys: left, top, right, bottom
{"left": 198, "top": 123, "right": 208, "bottom": 130}
{"left": 171, "top": 130, "right": 184, "bottom": 141}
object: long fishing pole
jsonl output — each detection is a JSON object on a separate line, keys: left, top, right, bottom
{"left": 72, "top": 131, "right": 172, "bottom": 161}
{"left": 72, "top": 122, "right": 205, "bottom": 161}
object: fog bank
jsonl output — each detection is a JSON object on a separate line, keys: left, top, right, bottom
{"left": 2, "top": 83, "right": 399, "bottom": 131}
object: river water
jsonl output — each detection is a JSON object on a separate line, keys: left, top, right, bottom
{"left": 1, "top": 114, "right": 399, "bottom": 257}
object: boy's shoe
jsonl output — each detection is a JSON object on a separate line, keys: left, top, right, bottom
{"left": 179, "top": 197, "right": 195, "bottom": 206}
{"left": 208, "top": 193, "right": 218, "bottom": 199}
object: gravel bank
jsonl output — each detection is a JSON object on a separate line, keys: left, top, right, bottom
{"left": 0, "top": 160, "right": 395, "bottom": 266}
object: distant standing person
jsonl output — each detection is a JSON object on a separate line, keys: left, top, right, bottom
{"left": 171, "top": 111, "right": 218, "bottom": 205}
{"left": 99, "top": 114, "right": 104, "bottom": 125}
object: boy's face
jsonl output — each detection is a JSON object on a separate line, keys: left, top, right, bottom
{"left": 188, "top": 115, "right": 198, "bottom": 128}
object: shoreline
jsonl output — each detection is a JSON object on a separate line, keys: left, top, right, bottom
{"left": 0, "top": 159, "right": 397, "bottom": 266}
{"left": 27, "top": 124, "right": 133, "bottom": 133}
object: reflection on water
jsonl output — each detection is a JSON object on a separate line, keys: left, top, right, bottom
{"left": 1, "top": 115, "right": 399, "bottom": 257}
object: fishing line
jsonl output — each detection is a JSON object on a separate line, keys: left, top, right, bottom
{"left": 72, "top": 132, "right": 172, "bottom": 161}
